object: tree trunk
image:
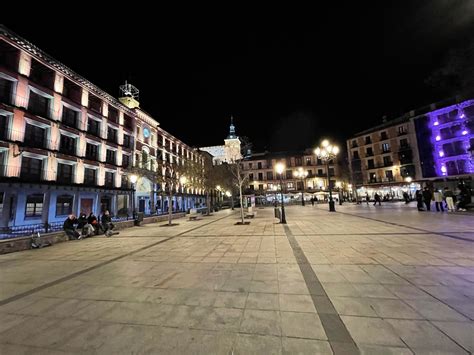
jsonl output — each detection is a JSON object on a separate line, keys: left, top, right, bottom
{"left": 168, "top": 189, "right": 173, "bottom": 225}
{"left": 239, "top": 183, "right": 245, "bottom": 224}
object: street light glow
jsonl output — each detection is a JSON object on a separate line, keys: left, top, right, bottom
{"left": 179, "top": 176, "right": 187, "bottom": 185}
{"left": 275, "top": 162, "right": 285, "bottom": 175}
{"left": 405, "top": 177, "right": 412, "bottom": 183}
{"left": 322, "top": 139, "right": 329, "bottom": 147}
{"left": 130, "top": 174, "right": 138, "bottom": 184}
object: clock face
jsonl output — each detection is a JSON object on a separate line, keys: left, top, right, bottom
{"left": 143, "top": 127, "right": 150, "bottom": 138}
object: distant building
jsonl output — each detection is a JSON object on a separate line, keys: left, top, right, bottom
{"left": 200, "top": 117, "right": 241, "bottom": 165}
{"left": 241, "top": 149, "right": 343, "bottom": 202}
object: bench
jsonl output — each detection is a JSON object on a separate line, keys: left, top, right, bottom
{"left": 188, "top": 208, "right": 201, "bottom": 221}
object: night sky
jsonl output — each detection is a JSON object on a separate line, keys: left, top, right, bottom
{"left": 4, "top": 2, "right": 474, "bottom": 152}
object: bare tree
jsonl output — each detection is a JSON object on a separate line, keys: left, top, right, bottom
{"left": 226, "top": 136, "right": 252, "bottom": 224}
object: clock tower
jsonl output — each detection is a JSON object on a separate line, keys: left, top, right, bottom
{"left": 224, "top": 116, "right": 241, "bottom": 162}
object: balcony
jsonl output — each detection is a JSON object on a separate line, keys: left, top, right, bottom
{"left": 398, "top": 145, "right": 411, "bottom": 151}
{"left": 365, "top": 152, "right": 374, "bottom": 157}
{"left": 398, "top": 130, "right": 408, "bottom": 136}
{"left": 383, "top": 161, "right": 394, "bottom": 167}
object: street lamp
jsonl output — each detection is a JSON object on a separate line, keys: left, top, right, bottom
{"left": 179, "top": 176, "right": 187, "bottom": 212}
{"left": 130, "top": 174, "right": 138, "bottom": 220}
{"left": 314, "top": 140, "right": 339, "bottom": 212}
{"left": 293, "top": 167, "right": 308, "bottom": 206}
{"left": 275, "top": 162, "right": 287, "bottom": 224}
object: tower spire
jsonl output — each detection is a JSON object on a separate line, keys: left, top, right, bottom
{"left": 228, "top": 115, "right": 237, "bottom": 139}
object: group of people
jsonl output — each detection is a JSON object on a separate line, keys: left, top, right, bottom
{"left": 63, "top": 210, "right": 118, "bottom": 240}
{"left": 416, "top": 185, "right": 470, "bottom": 212}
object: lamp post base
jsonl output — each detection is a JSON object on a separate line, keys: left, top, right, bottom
{"left": 329, "top": 200, "right": 336, "bottom": 212}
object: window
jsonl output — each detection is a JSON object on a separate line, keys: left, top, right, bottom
{"left": 380, "top": 131, "right": 388, "bottom": 140}
{"left": 85, "top": 143, "right": 98, "bottom": 160}
{"left": 0, "top": 77, "right": 14, "bottom": 104}
{"left": 400, "top": 138, "right": 409, "bottom": 148}
{"left": 28, "top": 90, "right": 51, "bottom": 118}
{"left": 56, "top": 195, "right": 73, "bottom": 216}
{"left": 367, "top": 159, "right": 375, "bottom": 169}
{"left": 306, "top": 158, "right": 312, "bottom": 165}
{"left": 258, "top": 184, "right": 264, "bottom": 191}
{"left": 25, "top": 194, "right": 44, "bottom": 218}
{"left": 328, "top": 168, "right": 334, "bottom": 176}
{"left": 249, "top": 173, "right": 254, "bottom": 180}
{"left": 318, "top": 169, "right": 323, "bottom": 175}
{"left": 62, "top": 79, "right": 81, "bottom": 104}
{"left": 57, "top": 163, "right": 73, "bottom": 183}
{"left": 123, "top": 134, "right": 133, "bottom": 149}
{"left": 369, "top": 173, "right": 377, "bottom": 182}
{"left": 106, "top": 149, "right": 116, "bottom": 165}
{"left": 267, "top": 171, "right": 273, "bottom": 180}
{"left": 24, "top": 124, "right": 46, "bottom": 149}
{"left": 365, "top": 136, "right": 371, "bottom": 144}
{"left": 122, "top": 154, "right": 130, "bottom": 168}
{"left": 287, "top": 182, "right": 295, "bottom": 190}
{"left": 398, "top": 126, "right": 407, "bottom": 135}
{"left": 108, "top": 106, "right": 119, "bottom": 123}
{"left": 307, "top": 170, "right": 312, "bottom": 177}
{"left": 0, "top": 192, "right": 3, "bottom": 214}
{"left": 88, "top": 95, "right": 102, "bottom": 113}
{"left": 107, "top": 127, "right": 117, "bottom": 143}
{"left": 123, "top": 114, "right": 133, "bottom": 130}
{"left": 249, "top": 185, "right": 254, "bottom": 190}
{"left": 383, "top": 156, "right": 392, "bottom": 166}
{"left": 0, "top": 112, "right": 9, "bottom": 139}
{"left": 295, "top": 157, "right": 302, "bottom": 166}
{"left": 105, "top": 171, "right": 115, "bottom": 187}
{"left": 351, "top": 140, "right": 358, "bottom": 148}
{"left": 258, "top": 173, "right": 263, "bottom": 180}
{"left": 87, "top": 118, "right": 101, "bottom": 136}
{"left": 385, "top": 170, "right": 393, "bottom": 181}
{"left": 62, "top": 106, "right": 79, "bottom": 128}
{"left": 366, "top": 147, "right": 373, "bottom": 156}
{"left": 21, "top": 157, "right": 42, "bottom": 180}
{"left": 353, "top": 151, "right": 359, "bottom": 159}
{"left": 84, "top": 168, "right": 96, "bottom": 185}
{"left": 248, "top": 163, "right": 253, "bottom": 169}
{"left": 59, "top": 135, "right": 76, "bottom": 155}
{"left": 286, "top": 170, "right": 292, "bottom": 179}
{"left": 382, "top": 143, "right": 390, "bottom": 152}
{"left": 317, "top": 158, "right": 322, "bottom": 165}
{"left": 258, "top": 162, "right": 262, "bottom": 169}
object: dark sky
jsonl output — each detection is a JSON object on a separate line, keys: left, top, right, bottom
{"left": 4, "top": 1, "right": 474, "bottom": 151}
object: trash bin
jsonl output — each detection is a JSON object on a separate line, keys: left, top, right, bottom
{"left": 134, "top": 212, "right": 144, "bottom": 226}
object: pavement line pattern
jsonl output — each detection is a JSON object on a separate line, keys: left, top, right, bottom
{"left": 333, "top": 209, "right": 474, "bottom": 243}
{"left": 0, "top": 213, "right": 234, "bottom": 307}
{"left": 283, "top": 224, "right": 360, "bottom": 355}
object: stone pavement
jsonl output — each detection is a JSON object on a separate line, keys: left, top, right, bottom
{"left": 0, "top": 204, "right": 473, "bottom": 354}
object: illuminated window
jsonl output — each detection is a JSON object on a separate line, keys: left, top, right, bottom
{"left": 25, "top": 194, "right": 44, "bottom": 218}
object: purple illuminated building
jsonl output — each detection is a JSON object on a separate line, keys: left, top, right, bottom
{"left": 428, "top": 100, "right": 474, "bottom": 177}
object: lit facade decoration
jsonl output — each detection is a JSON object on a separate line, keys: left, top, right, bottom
{"left": 0, "top": 25, "right": 204, "bottom": 236}
{"left": 427, "top": 100, "right": 474, "bottom": 177}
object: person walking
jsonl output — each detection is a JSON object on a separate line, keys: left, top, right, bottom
{"left": 422, "top": 187, "right": 432, "bottom": 211}
{"left": 310, "top": 197, "right": 315, "bottom": 206}
{"left": 403, "top": 191, "right": 410, "bottom": 204}
{"left": 444, "top": 187, "right": 455, "bottom": 212}
{"left": 433, "top": 189, "right": 444, "bottom": 212}
{"left": 415, "top": 189, "right": 424, "bottom": 211}
{"left": 373, "top": 193, "right": 381, "bottom": 206}
{"left": 365, "top": 193, "right": 370, "bottom": 205}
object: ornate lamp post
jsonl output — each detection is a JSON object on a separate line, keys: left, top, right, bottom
{"left": 275, "top": 162, "right": 287, "bottom": 224}
{"left": 179, "top": 176, "right": 187, "bottom": 212}
{"left": 314, "top": 139, "right": 340, "bottom": 212}
{"left": 130, "top": 174, "right": 138, "bottom": 220}
{"left": 293, "top": 167, "right": 308, "bottom": 206}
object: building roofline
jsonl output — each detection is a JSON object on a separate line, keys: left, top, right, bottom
{"left": 0, "top": 24, "right": 139, "bottom": 118}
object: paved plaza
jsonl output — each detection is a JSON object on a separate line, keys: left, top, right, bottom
{"left": 0, "top": 203, "right": 473, "bottom": 354}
